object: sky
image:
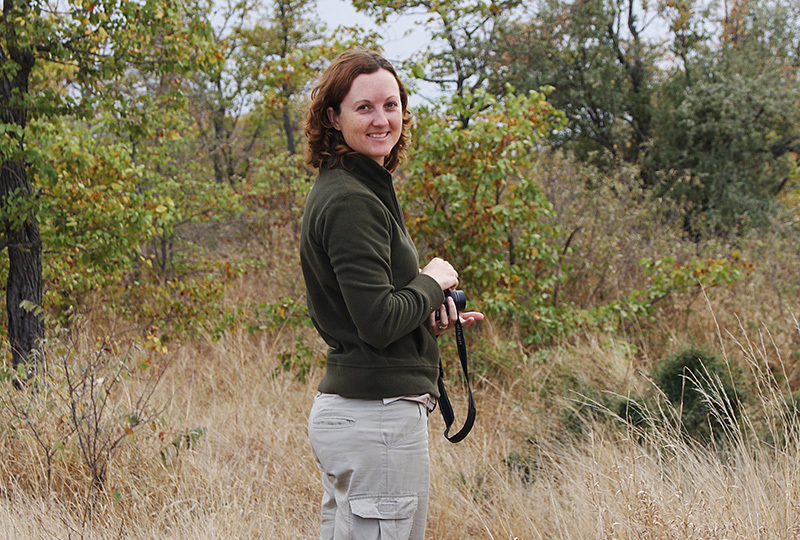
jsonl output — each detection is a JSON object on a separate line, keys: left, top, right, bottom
{"left": 315, "top": 0, "right": 426, "bottom": 61}
{"left": 314, "top": 0, "right": 443, "bottom": 105}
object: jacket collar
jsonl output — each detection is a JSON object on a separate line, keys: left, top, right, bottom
{"left": 333, "top": 154, "right": 406, "bottom": 230}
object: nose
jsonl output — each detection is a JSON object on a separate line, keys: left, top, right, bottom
{"left": 372, "top": 109, "right": 388, "bottom": 126}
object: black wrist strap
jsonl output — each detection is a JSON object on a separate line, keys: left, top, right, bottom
{"left": 437, "top": 318, "right": 476, "bottom": 443}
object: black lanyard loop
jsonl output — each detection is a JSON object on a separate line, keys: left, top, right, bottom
{"left": 437, "top": 316, "right": 476, "bottom": 443}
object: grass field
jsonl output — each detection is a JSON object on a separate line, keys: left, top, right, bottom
{"left": 2, "top": 163, "right": 800, "bottom": 539}
{"left": 3, "top": 296, "right": 800, "bottom": 538}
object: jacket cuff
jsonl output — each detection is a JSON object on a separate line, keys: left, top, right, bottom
{"left": 412, "top": 273, "right": 446, "bottom": 313}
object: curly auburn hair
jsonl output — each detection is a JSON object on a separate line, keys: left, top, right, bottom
{"left": 305, "top": 50, "right": 411, "bottom": 173}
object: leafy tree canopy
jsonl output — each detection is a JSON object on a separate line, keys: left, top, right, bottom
{"left": 483, "top": 0, "right": 800, "bottom": 236}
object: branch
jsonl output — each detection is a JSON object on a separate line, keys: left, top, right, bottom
{"left": 769, "top": 136, "right": 800, "bottom": 157}
{"left": 621, "top": 288, "right": 673, "bottom": 333}
{"left": 552, "top": 226, "right": 581, "bottom": 308}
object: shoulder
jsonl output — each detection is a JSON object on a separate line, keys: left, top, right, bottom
{"left": 308, "top": 167, "right": 380, "bottom": 211}
{"left": 305, "top": 169, "right": 387, "bottom": 228}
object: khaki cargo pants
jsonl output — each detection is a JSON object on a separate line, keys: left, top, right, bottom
{"left": 308, "top": 393, "right": 430, "bottom": 540}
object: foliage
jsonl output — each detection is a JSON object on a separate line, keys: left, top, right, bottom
{"left": 649, "top": 0, "right": 800, "bottom": 236}
{"left": 235, "top": 0, "right": 361, "bottom": 158}
{"left": 1, "top": 0, "right": 220, "bottom": 366}
{"left": 0, "top": 105, "right": 246, "bottom": 339}
{"left": 186, "top": 0, "right": 337, "bottom": 182}
{"left": 487, "top": 0, "right": 800, "bottom": 236}
{"left": 210, "top": 293, "right": 319, "bottom": 383}
{"left": 241, "top": 152, "right": 314, "bottom": 232}
{"left": 27, "top": 117, "right": 173, "bottom": 324}
{"left": 353, "top": 0, "right": 519, "bottom": 125}
{"left": 403, "top": 87, "right": 568, "bottom": 343}
{"left": 587, "top": 254, "right": 750, "bottom": 332}
{"left": 651, "top": 347, "right": 748, "bottom": 444}
{"left": 211, "top": 295, "right": 312, "bottom": 340}
{"left": 179, "top": 0, "right": 380, "bottom": 186}
{"left": 488, "top": 0, "right": 657, "bottom": 165}
{"left": 1, "top": 0, "right": 219, "bottom": 125}
{"left": 274, "top": 337, "right": 322, "bottom": 384}
{"left": 158, "top": 425, "right": 207, "bottom": 465}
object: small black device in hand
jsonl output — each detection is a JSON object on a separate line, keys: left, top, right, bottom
{"left": 435, "top": 289, "right": 466, "bottom": 320}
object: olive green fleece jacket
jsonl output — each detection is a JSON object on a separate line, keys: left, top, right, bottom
{"left": 300, "top": 154, "right": 445, "bottom": 400}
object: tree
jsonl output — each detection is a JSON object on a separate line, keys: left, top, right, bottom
{"left": 649, "top": 0, "right": 800, "bottom": 235}
{"left": 189, "top": 0, "right": 261, "bottom": 185}
{"left": 491, "top": 0, "right": 800, "bottom": 236}
{"left": 185, "top": 0, "right": 369, "bottom": 185}
{"left": 237, "top": 0, "right": 335, "bottom": 158}
{"left": 490, "top": 0, "right": 659, "bottom": 167}
{"left": 353, "top": 0, "right": 520, "bottom": 126}
{"left": 402, "top": 88, "right": 569, "bottom": 342}
{"left": 1, "top": 0, "right": 215, "bottom": 370}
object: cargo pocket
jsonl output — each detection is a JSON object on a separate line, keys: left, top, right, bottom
{"left": 349, "top": 495, "right": 418, "bottom": 539}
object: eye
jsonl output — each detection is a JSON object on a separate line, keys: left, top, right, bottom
{"left": 357, "top": 104, "right": 371, "bottom": 111}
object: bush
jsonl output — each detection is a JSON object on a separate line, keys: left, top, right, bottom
{"left": 652, "top": 347, "right": 747, "bottom": 444}
{"left": 0, "top": 321, "right": 203, "bottom": 516}
{"left": 403, "top": 88, "right": 568, "bottom": 344}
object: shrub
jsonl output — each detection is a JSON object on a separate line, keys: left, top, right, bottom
{"left": 652, "top": 347, "right": 747, "bottom": 444}
{"left": 403, "top": 88, "right": 568, "bottom": 344}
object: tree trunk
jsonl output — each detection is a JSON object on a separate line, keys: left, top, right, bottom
{"left": 2, "top": 20, "right": 45, "bottom": 371}
{"left": 2, "top": 162, "right": 44, "bottom": 371}
{"left": 282, "top": 100, "right": 296, "bottom": 156}
{"left": 211, "top": 103, "right": 228, "bottom": 184}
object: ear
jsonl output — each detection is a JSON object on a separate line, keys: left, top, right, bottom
{"left": 326, "top": 107, "right": 341, "bottom": 131}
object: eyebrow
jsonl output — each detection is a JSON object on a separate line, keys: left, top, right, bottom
{"left": 352, "top": 95, "right": 400, "bottom": 106}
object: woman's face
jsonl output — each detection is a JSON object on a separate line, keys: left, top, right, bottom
{"left": 327, "top": 69, "right": 403, "bottom": 167}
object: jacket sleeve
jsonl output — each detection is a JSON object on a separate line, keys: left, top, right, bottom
{"left": 320, "top": 193, "right": 443, "bottom": 349}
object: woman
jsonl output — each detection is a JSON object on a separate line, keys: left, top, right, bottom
{"left": 300, "top": 49, "right": 483, "bottom": 540}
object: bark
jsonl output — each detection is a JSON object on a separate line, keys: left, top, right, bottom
{"left": 2, "top": 4, "right": 45, "bottom": 370}
{"left": 2, "top": 163, "right": 44, "bottom": 370}
{"left": 282, "top": 99, "right": 296, "bottom": 156}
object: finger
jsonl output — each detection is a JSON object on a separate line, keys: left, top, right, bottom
{"left": 438, "top": 304, "right": 449, "bottom": 327}
{"left": 459, "top": 312, "right": 484, "bottom": 328}
{"left": 460, "top": 317, "right": 477, "bottom": 329}
{"left": 446, "top": 296, "right": 458, "bottom": 319}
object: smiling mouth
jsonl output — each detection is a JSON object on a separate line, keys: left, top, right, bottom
{"left": 367, "top": 133, "right": 390, "bottom": 140}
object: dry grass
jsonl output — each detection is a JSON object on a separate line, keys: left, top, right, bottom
{"left": 3, "top": 166, "right": 800, "bottom": 538}
{"left": 3, "top": 305, "right": 800, "bottom": 539}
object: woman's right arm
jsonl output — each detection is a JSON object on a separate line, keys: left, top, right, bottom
{"left": 319, "top": 195, "right": 443, "bottom": 348}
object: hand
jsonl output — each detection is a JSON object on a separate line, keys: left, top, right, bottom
{"left": 421, "top": 257, "right": 458, "bottom": 291}
{"left": 458, "top": 311, "right": 485, "bottom": 330}
{"left": 430, "top": 295, "right": 485, "bottom": 336}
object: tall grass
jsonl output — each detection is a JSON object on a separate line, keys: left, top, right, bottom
{"left": 2, "top": 154, "right": 800, "bottom": 538}
{"left": 2, "top": 305, "right": 800, "bottom": 538}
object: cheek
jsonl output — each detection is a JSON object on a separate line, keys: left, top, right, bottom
{"left": 393, "top": 113, "right": 406, "bottom": 135}
{"left": 341, "top": 116, "right": 366, "bottom": 139}
{"left": 391, "top": 115, "right": 404, "bottom": 138}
